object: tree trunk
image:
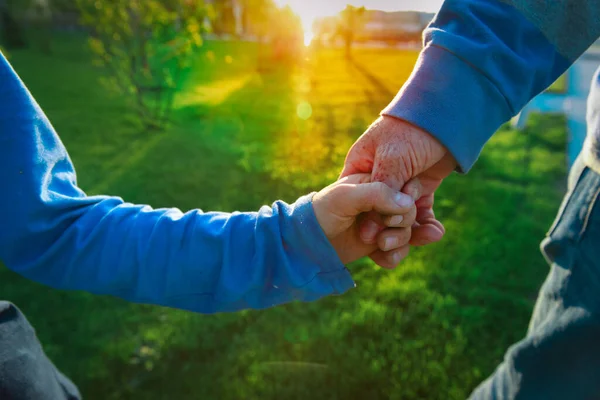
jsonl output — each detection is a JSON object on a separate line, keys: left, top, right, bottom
{"left": 344, "top": 35, "right": 352, "bottom": 59}
{"left": 0, "top": 0, "right": 26, "bottom": 49}
{"left": 32, "top": 2, "right": 53, "bottom": 54}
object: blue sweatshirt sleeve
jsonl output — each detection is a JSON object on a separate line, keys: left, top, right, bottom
{"left": 382, "top": 0, "right": 600, "bottom": 172}
{"left": 0, "top": 53, "right": 355, "bottom": 314}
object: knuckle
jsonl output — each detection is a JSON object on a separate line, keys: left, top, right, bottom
{"left": 332, "top": 185, "right": 350, "bottom": 199}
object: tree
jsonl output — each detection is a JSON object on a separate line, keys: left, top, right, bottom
{"left": 238, "top": 0, "right": 275, "bottom": 42}
{"left": 237, "top": 2, "right": 302, "bottom": 72}
{"left": 337, "top": 5, "right": 365, "bottom": 59}
{"left": 211, "top": 0, "right": 237, "bottom": 36}
{"left": 76, "top": 0, "right": 210, "bottom": 130}
{"left": 0, "top": 0, "right": 27, "bottom": 49}
{"left": 268, "top": 5, "right": 303, "bottom": 61}
{"left": 29, "top": 0, "right": 53, "bottom": 54}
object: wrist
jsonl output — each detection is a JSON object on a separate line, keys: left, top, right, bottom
{"left": 381, "top": 45, "right": 511, "bottom": 172}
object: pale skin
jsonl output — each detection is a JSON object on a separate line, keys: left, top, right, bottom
{"left": 340, "top": 116, "right": 458, "bottom": 267}
{"left": 312, "top": 173, "right": 424, "bottom": 269}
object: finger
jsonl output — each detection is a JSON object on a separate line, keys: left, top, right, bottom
{"left": 409, "top": 207, "right": 445, "bottom": 246}
{"left": 340, "top": 164, "right": 367, "bottom": 179}
{"left": 336, "top": 173, "right": 372, "bottom": 186}
{"left": 402, "top": 178, "right": 422, "bottom": 201}
{"left": 340, "top": 136, "right": 375, "bottom": 179}
{"left": 410, "top": 223, "right": 444, "bottom": 246}
{"left": 416, "top": 207, "right": 445, "bottom": 235}
{"left": 371, "top": 154, "right": 406, "bottom": 191}
{"left": 347, "top": 181, "right": 415, "bottom": 217}
{"left": 408, "top": 192, "right": 446, "bottom": 246}
{"left": 416, "top": 193, "right": 434, "bottom": 209}
{"left": 359, "top": 211, "right": 386, "bottom": 244}
{"left": 377, "top": 227, "right": 411, "bottom": 252}
{"left": 369, "top": 245, "right": 410, "bottom": 269}
{"left": 380, "top": 178, "right": 422, "bottom": 228}
{"left": 382, "top": 178, "right": 420, "bottom": 227}
{"left": 383, "top": 207, "right": 416, "bottom": 228}
{"left": 354, "top": 179, "right": 415, "bottom": 244}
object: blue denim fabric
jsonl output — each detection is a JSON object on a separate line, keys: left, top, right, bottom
{"left": 0, "top": 302, "right": 80, "bottom": 400}
{"left": 469, "top": 156, "right": 600, "bottom": 400}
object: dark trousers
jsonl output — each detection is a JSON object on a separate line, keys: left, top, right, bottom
{"left": 0, "top": 301, "right": 80, "bottom": 400}
{"left": 470, "top": 156, "right": 600, "bottom": 399}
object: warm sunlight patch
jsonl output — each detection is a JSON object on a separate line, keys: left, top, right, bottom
{"left": 176, "top": 75, "right": 254, "bottom": 107}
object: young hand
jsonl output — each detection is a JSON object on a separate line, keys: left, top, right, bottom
{"left": 312, "top": 174, "right": 421, "bottom": 269}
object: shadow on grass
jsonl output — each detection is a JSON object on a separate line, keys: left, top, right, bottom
{"left": 347, "top": 56, "right": 395, "bottom": 101}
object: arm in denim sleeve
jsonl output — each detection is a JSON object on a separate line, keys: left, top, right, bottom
{"left": 0, "top": 53, "right": 354, "bottom": 314}
{"left": 383, "top": 0, "right": 600, "bottom": 172}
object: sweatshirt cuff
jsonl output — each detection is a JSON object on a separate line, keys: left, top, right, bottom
{"left": 381, "top": 44, "right": 513, "bottom": 172}
{"left": 287, "top": 193, "right": 356, "bottom": 295}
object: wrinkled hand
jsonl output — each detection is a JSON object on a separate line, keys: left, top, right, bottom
{"left": 313, "top": 174, "right": 422, "bottom": 268}
{"left": 340, "top": 116, "right": 457, "bottom": 264}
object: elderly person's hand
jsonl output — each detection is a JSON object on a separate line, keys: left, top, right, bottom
{"left": 340, "top": 116, "right": 457, "bottom": 266}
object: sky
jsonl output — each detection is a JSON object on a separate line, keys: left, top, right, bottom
{"left": 273, "top": 0, "right": 443, "bottom": 44}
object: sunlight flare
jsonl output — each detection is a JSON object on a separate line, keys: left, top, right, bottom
{"left": 274, "top": 0, "right": 443, "bottom": 44}
{"left": 297, "top": 101, "right": 313, "bottom": 120}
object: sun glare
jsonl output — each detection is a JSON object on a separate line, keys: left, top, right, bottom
{"left": 274, "top": 0, "right": 340, "bottom": 46}
{"left": 274, "top": 0, "right": 443, "bottom": 47}
{"left": 304, "top": 32, "right": 314, "bottom": 46}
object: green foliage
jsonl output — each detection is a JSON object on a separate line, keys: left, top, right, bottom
{"left": 76, "top": 0, "right": 211, "bottom": 130}
{"left": 239, "top": 0, "right": 276, "bottom": 41}
{"left": 2, "top": 39, "right": 567, "bottom": 399}
{"left": 49, "top": 0, "right": 79, "bottom": 12}
{"left": 210, "top": 0, "right": 237, "bottom": 36}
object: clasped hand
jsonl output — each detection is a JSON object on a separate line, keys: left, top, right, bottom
{"left": 313, "top": 115, "right": 458, "bottom": 269}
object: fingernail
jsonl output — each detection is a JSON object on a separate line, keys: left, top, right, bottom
{"left": 395, "top": 193, "right": 414, "bottom": 208}
{"left": 392, "top": 251, "right": 403, "bottom": 265}
{"left": 389, "top": 215, "right": 404, "bottom": 226}
{"left": 383, "top": 237, "right": 399, "bottom": 251}
{"left": 361, "top": 220, "right": 379, "bottom": 242}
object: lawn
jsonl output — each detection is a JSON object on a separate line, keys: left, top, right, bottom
{"left": 0, "top": 35, "right": 567, "bottom": 399}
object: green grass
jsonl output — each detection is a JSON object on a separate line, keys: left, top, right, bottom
{"left": 0, "top": 35, "right": 567, "bottom": 399}
{"left": 547, "top": 73, "right": 568, "bottom": 93}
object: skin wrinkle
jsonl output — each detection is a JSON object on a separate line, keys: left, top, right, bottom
{"left": 375, "top": 138, "right": 412, "bottom": 185}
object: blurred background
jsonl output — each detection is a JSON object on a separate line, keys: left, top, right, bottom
{"left": 0, "top": 0, "right": 582, "bottom": 399}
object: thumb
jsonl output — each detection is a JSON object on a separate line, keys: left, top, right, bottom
{"left": 345, "top": 181, "right": 415, "bottom": 217}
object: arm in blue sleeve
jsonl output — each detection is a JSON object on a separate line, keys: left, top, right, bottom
{"left": 0, "top": 53, "right": 354, "bottom": 314}
{"left": 382, "top": 0, "right": 600, "bottom": 172}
